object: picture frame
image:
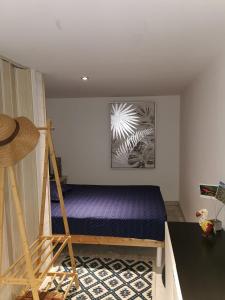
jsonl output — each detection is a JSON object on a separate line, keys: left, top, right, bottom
{"left": 199, "top": 184, "right": 218, "bottom": 198}
{"left": 110, "top": 102, "right": 156, "bottom": 168}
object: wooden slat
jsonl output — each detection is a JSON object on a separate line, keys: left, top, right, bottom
{"left": 33, "top": 238, "right": 61, "bottom": 276}
{"left": 74, "top": 272, "right": 79, "bottom": 289}
{"left": 39, "top": 235, "right": 68, "bottom": 241}
{"left": 39, "top": 238, "right": 69, "bottom": 280}
{"left": 4, "top": 238, "right": 47, "bottom": 278}
{"left": 48, "top": 121, "right": 69, "bottom": 236}
{"left": 19, "top": 238, "right": 54, "bottom": 278}
{"left": 32, "top": 239, "right": 54, "bottom": 271}
{"left": 56, "top": 274, "right": 66, "bottom": 291}
{"left": 8, "top": 166, "right": 40, "bottom": 300}
{"left": 47, "top": 272, "right": 77, "bottom": 277}
{"left": 37, "top": 121, "right": 50, "bottom": 271}
{"left": 0, "top": 276, "right": 35, "bottom": 285}
{"left": 47, "top": 122, "right": 78, "bottom": 288}
{"left": 64, "top": 275, "right": 76, "bottom": 299}
{"left": 43, "top": 273, "right": 57, "bottom": 292}
{"left": 30, "top": 238, "right": 48, "bottom": 257}
{"left": 18, "top": 285, "right": 30, "bottom": 298}
{"left": 2, "top": 236, "right": 67, "bottom": 280}
{"left": 39, "top": 132, "right": 49, "bottom": 237}
{"left": 71, "top": 234, "right": 165, "bottom": 248}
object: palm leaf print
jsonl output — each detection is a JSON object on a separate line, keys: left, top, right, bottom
{"left": 113, "top": 128, "right": 153, "bottom": 163}
{"left": 111, "top": 103, "right": 139, "bottom": 139}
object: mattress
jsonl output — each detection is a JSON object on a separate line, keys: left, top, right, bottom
{"left": 51, "top": 184, "right": 166, "bottom": 241}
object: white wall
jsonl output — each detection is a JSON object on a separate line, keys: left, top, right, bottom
{"left": 47, "top": 96, "right": 180, "bottom": 202}
{"left": 180, "top": 54, "right": 225, "bottom": 225}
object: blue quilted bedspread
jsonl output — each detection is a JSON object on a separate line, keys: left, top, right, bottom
{"left": 51, "top": 184, "right": 166, "bottom": 241}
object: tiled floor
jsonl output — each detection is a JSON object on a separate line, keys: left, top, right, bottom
{"left": 70, "top": 201, "right": 184, "bottom": 300}
{"left": 165, "top": 201, "right": 185, "bottom": 222}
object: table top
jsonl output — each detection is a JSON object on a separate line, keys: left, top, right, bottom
{"left": 168, "top": 222, "right": 225, "bottom": 300}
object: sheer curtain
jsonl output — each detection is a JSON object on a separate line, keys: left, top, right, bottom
{"left": 0, "top": 58, "right": 50, "bottom": 299}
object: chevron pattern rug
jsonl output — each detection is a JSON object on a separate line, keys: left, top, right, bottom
{"left": 48, "top": 255, "right": 154, "bottom": 300}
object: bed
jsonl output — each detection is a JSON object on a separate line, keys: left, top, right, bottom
{"left": 51, "top": 184, "right": 167, "bottom": 266}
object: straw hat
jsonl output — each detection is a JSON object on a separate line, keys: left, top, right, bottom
{"left": 0, "top": 114, "right": 40, "bottom": 167}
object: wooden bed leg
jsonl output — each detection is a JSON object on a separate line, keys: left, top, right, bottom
{"left": 156, "top": 247, "right": 162, "bottom": 268}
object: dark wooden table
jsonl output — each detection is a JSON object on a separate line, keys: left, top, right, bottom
{"left": 168, "top": 222, "right": 225, "bottom": 300}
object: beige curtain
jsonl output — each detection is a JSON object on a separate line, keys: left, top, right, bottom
{"left": 0, "top": 58, "right": 49, "bottom": 299}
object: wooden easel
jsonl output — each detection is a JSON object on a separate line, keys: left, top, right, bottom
{"left": 0, "top": 120, "right": 79, "bottom": 300}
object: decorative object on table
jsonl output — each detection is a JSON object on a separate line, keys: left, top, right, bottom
{"left": 200, "top": 184, "right": 218, "bottom": 198}
{"left": 211, "top": 219, "right": 223, "bottom": 232}
{"left": 199, "top": 183, "right": 223, "bottom": 232}
{"left": 216, "top": 181, "right": 225, "bottom": 204}
{"left": 196, "top": 209, "right": 214, "bottom": 237}
{"left": 212, "top": 181, "right": 225, "bottom": 231}
{"left": 111, "top": 102, "right": 155, "bottom": 168}
{"left": 0, "top": 114, "right": 79, "bottom": 300}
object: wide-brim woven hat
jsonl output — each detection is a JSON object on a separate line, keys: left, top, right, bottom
{"left": 0, "top": 114, "right": 40, "bottom": 167}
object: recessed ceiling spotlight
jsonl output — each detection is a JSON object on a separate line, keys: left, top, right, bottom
{"left": 81, "top": 76, "right": 89, "bottom": 81}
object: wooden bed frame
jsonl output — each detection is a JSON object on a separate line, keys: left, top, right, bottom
{"left": 70, "top": 234, "right": 165, "bottom": 267}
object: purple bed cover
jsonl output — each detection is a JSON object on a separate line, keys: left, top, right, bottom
{"left": 51, "top": 184, "right": 167, "bottom": 241}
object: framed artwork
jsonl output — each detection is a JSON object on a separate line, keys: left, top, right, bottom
{"left": 111, "top": 102, "right": 156, "bottom": 168}
{"left": 216, "top": 181, "right": 225, "bottom": 204}
{"left": 199, "top": 184, "right": 218, "bottom": 198}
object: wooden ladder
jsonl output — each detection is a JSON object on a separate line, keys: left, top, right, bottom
{"left": 0, "top": 120, "right": 79, "bottom": 300}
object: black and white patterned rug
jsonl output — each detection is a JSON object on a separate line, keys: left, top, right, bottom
{"left": 48, "top": 256, "right": 154, "bottom": 300}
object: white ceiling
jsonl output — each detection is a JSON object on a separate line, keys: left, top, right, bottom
{"left": 1, "top": 0, "right": 225, "bottom": 97}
